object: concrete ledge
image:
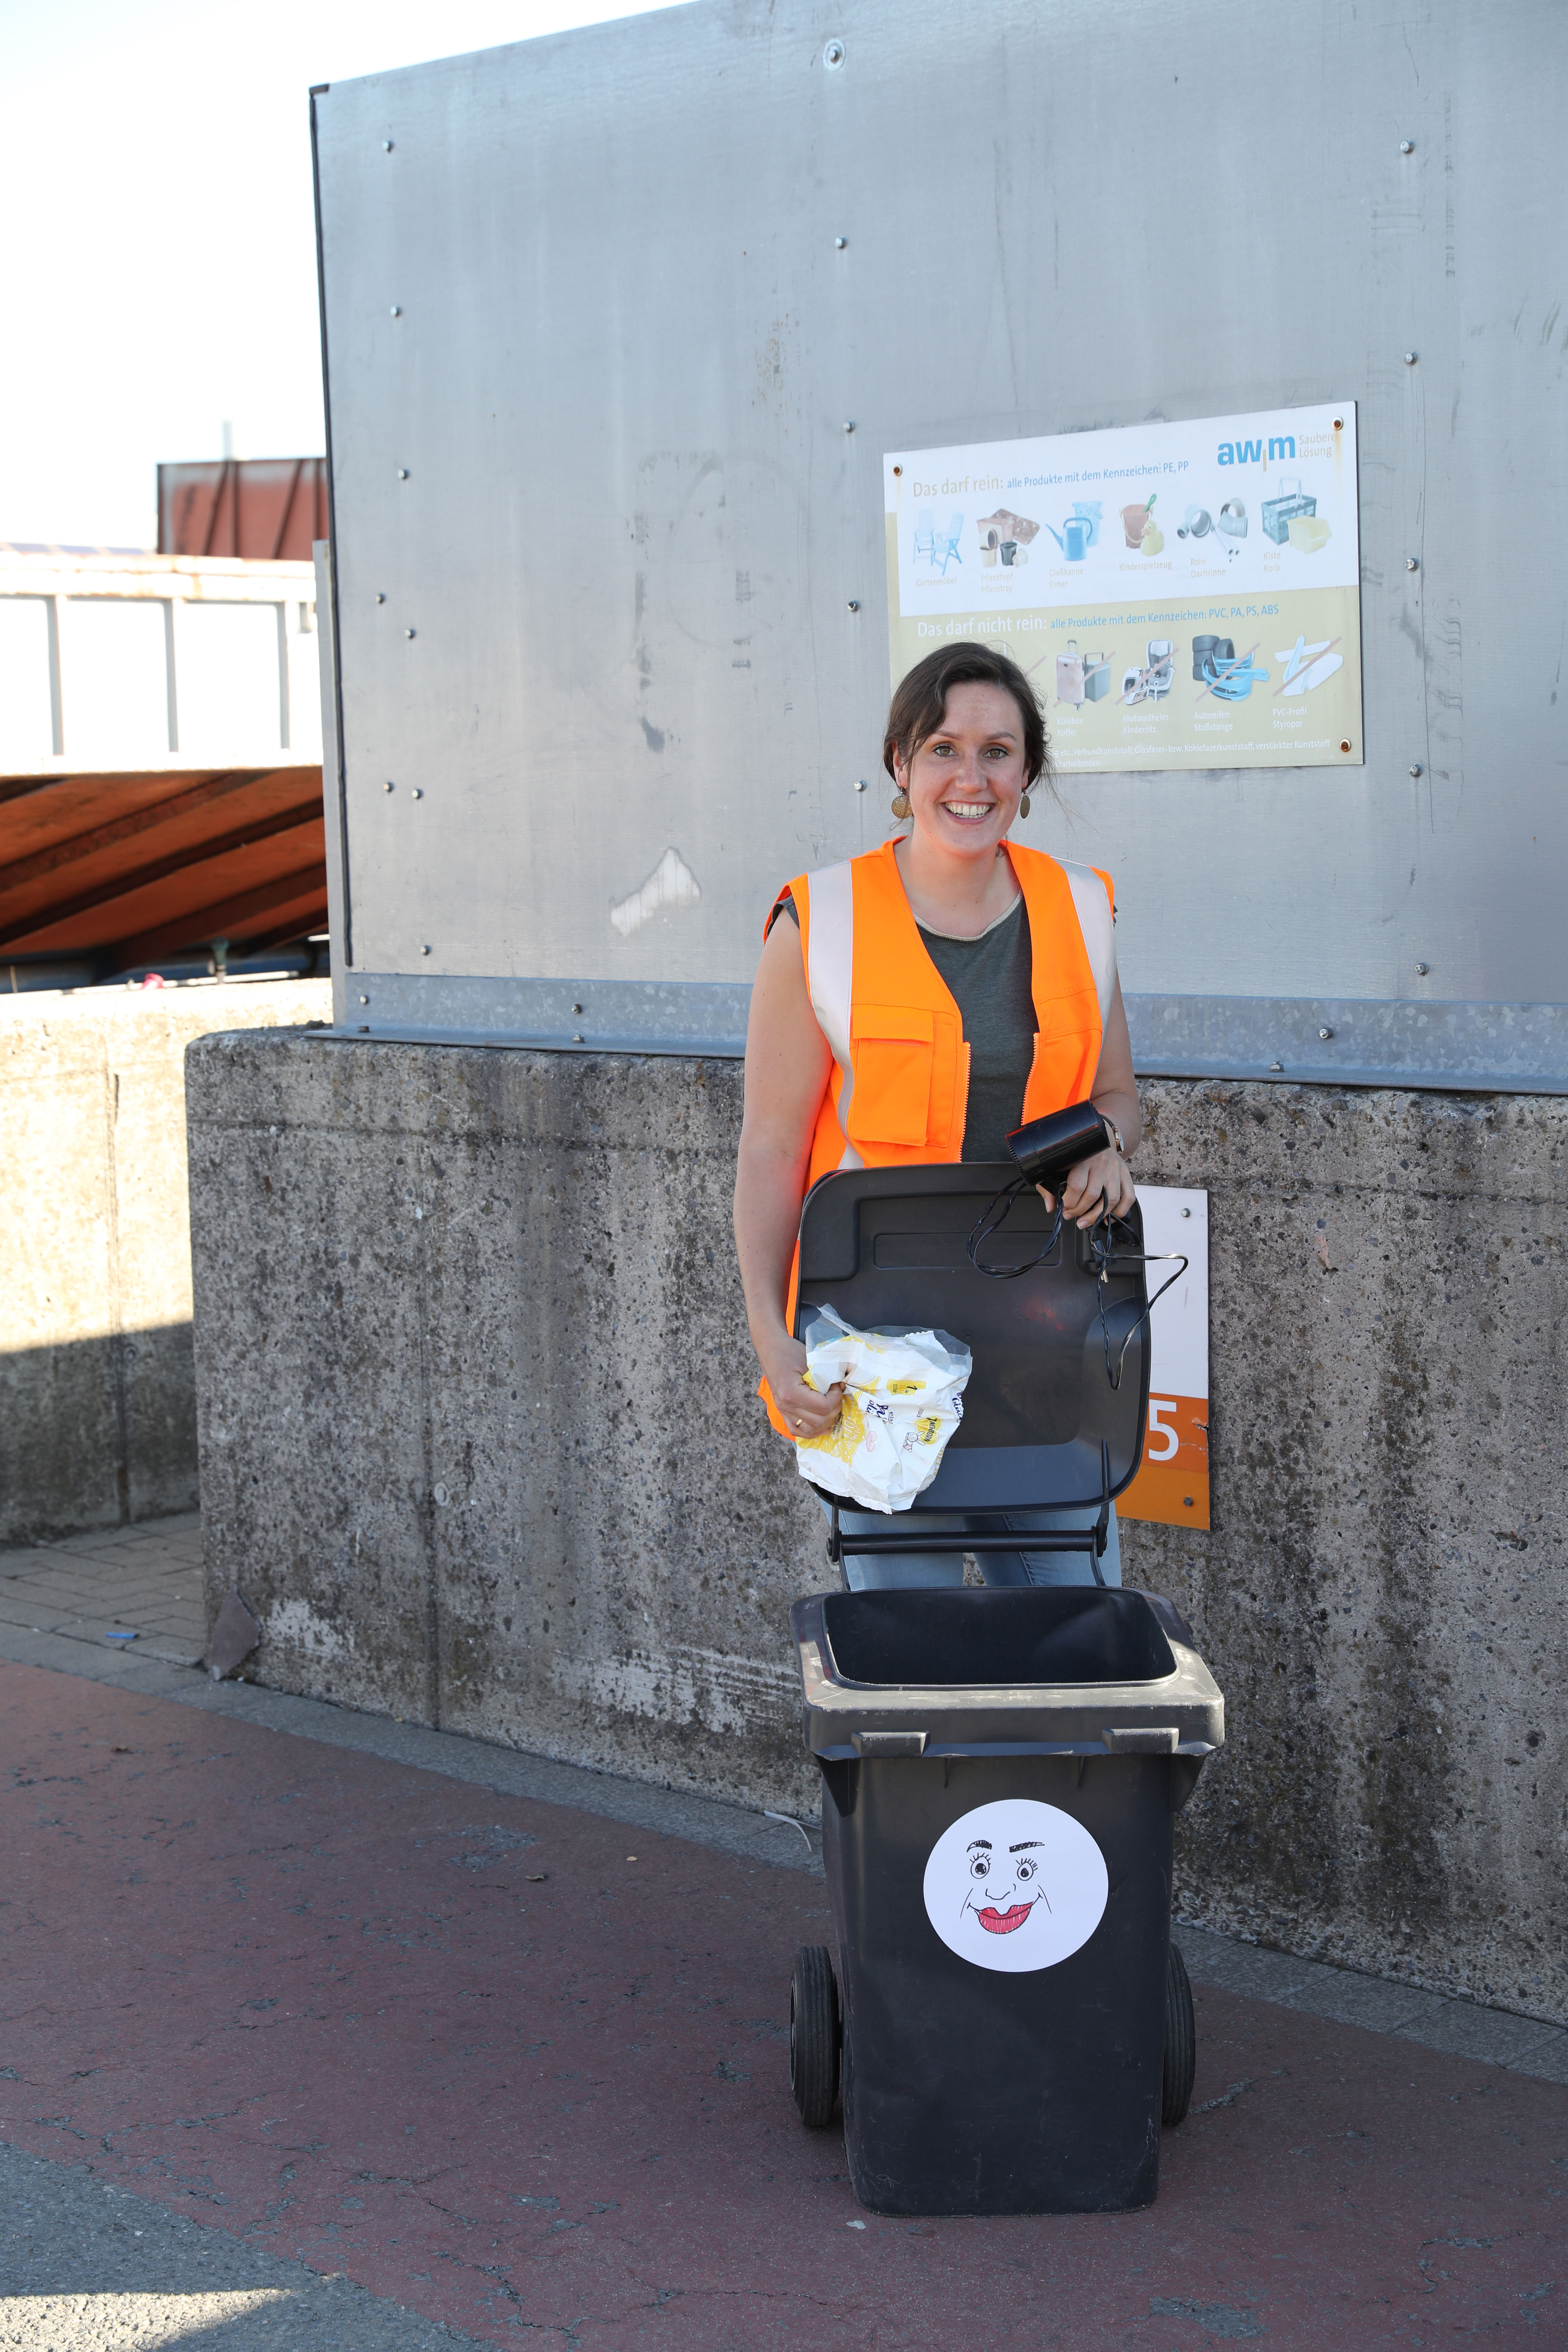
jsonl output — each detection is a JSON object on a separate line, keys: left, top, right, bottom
{"left": 184, "top": 1031, "right": 1568, "bottom": 2027}
{"left": 0, "top": 978, "right": 330, "bottom": 1544}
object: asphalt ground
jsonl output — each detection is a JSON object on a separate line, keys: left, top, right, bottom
{"left": 2, "top": 1649, "right": 1565, "bottom": 2350}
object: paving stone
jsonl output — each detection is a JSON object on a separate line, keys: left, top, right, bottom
{"left": 1393, "top": 2001, "right": 1568, "bottom": 2066}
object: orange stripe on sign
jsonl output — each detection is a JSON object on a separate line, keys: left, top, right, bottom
{"left": 1119, "top": 1394, "right": 1210, "bottom": 1530}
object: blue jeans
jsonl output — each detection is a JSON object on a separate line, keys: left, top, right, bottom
{"left": 820, "top": 1499, "right": 1121, "bottom": 1592}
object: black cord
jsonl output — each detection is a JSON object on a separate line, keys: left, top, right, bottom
{"left": 966, "top": 1183, "right": 1188, "bottom": 1387}
{"left": 1084, "top": 1210, "right": 1189, "bottom": 1391}
{"left": 967, "top": 1177, "right": 1066, "bottom": 1279}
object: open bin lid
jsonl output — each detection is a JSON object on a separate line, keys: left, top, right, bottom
{"left": 791, "top": 1587, "right": 1225, "bottom": 1760}
{"left": 796, "top": 1163, "right": 1150, "bottom": 1513}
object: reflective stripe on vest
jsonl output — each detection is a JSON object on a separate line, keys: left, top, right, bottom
{"left": 761, "top": 839, "right": 1115, "bottom": 1439}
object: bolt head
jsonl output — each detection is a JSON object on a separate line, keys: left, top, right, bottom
{"left": 1409, "top": 763, "right": 1423, "bottom": 776}
{"left": 1404, "top": 350, "right": 1418, "bottom": 364}
{"left": 835, "top": 235, "right": 847, "bottom": 249}
{"left": 421, "top": 944, "right": 432, "bottom": 956}
{"left": 1268, "top": 1060, "right": 1284, "bottom": 1073}
{"left": 1406, "top": 556, "right": 1419, "bottom": 571}
{"left": 358, "top": 994, "right": 369, "bottom": 1005}
{"left": 1180, "top": 1206, "right": 1192, "bottom": 1218}
{"left": 822, "top": 37, "right": 846, "bottom": 68}
{"left": 1400, "top": 138, "right": 1414, "bottom": 153}
{"left": 397, "top": 467, "right": 409, "bottom": 479}
{"left": 374, "top": 592, "right": 385, "bottom": 604}
{"left": 383, "top": 780, "right": 394, "bottom": 792}
{"left": 405, "top": 626, "right": 415, "bottom": 638}
{"left": 382, "top": 139, "right": 394, "bottom": 151}
{"left": 570, "top": 1002, "right": 583, "bottom": 1015}
{"left": 1318, "top": 1027, "right": 1334, "bottom": 1041}
{"left": 411, "top": 787, "right": 423, "bottom": 799}
{"left": 572, "top": 1033, "right": 584, "bottom": 1044}
{"left": 1415, "top": 962, "right": 1430, "bottom": 976}
{"left": 854, "top": 778, "right": 866, "bottom": 792}
{"left": 847, "top": 599, "right": 860, "bottom": 611}
{"left": 390, "top": 304, "right": 401, "bottom": 317}
{"left": 843, "top": 420, "right": 855, "bottom": 433}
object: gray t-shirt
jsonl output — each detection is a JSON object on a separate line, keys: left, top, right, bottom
{"left": 771, "top": 890, "right": 1034, "bottom": 1161}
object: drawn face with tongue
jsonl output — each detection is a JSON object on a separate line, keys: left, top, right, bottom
{"left": 922, "top": 1798, "right": 1109, "bottom": 1974}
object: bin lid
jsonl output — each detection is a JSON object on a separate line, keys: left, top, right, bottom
{"left": 792, "top": 1587, "right": 1225, "bottom": 1759}
{"left": 796, "top": 1163, "right": 1149, "bottom": 1512}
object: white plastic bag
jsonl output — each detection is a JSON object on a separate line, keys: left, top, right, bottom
{"left": 793, "top": 1307, "right": 972, "bottom": 1513}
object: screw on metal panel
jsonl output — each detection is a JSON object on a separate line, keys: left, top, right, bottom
{"left": 847, "top": 599, "right": 860, "bottom": 611}
{"left": 411, "top": 787, "right": 423, "bottom": 799}
{"left": 822, "top": 37, "right": 846, "bottom": 68}
{"left": 1406, "top": 556, "right": 1419, "bottom": 571}
{"left": 1409, "top": 763, "right": 1423, "bottom": 776}
{"left": 1404, "top": 351, "right": 1418, "bottom": 365}
{"left": 1400, "top": 139, "right": 1414, "bottom": 153}
{"left": 854, "top": 778, "right": 866, "bottom": 792}
{"left": 421, "top": 944, "right": 432, "bottom": 956}
{"left": 844, "top": 420, "right": 855, "bottom": 433}
{"left": 383, "top": 139, "right": 394, "bottom": 151}
{"left": 570, "top": 1002, "right": 583, "bottom": 1015}
{"left": 1415, "top": 962, "right": 1430, "bottom": 976}
{"left": 1268, "top": 1061, "right": 1284, "bottom": 1072}
{"left": 358, "top": 1024, "right": 370, "bottom": 1032}
{"left": 1339, "top": 740, "right": 1352, "bottom": 753}
{"left": 835, "top": 236, "right": 847, "bottom": 249}
{"left": 383, "top": 779, "right": 394, "bottom": 792}
{"left": 1319, "top": 1027, "right": 1335, "bottom": 1041}
{"left": 390, "top": 305, "right": 401, "bottom": 317}
{"left": 358, "top": 994, "right": 369, "bottom": 1005}
{"left": 1180, "top": 1206, "right": 1191, "bottom": 1218}
{"left": 405, "top": 626, "right": 415, "bottom": 638}
{"left": 572, "top": 1033, "right": 584, "bottom": 1044}
{"left": 397, "top": 467, "right": 409, "bottom": 479}
{"left": 375, "top": 592, "right": 385, "bottom": 604}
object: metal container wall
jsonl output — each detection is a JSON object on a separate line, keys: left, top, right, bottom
{"left": 311, "top": 0, "right": 1568, "bottom": 1087}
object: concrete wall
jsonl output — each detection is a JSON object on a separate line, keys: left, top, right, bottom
{"left": 186, "top": 1033, "right": 1567, "bottom": 2025}
{"left": 1, "top": 980, "right": 331, "bottom": 1542}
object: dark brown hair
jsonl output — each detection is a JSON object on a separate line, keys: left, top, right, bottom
{"left": 882, "top": 641, "right": 1051, "bottom": 792}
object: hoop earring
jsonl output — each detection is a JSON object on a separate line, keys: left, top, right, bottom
{"left": 891, "top": 791, "right": 911, "bottom": 820}
{"left": 1019, "top": 791, "right": 1032, "bottom": 819}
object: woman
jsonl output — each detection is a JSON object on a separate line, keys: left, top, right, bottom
{"left": 733, "top": 642, "right": 1142, "bottom": 1589}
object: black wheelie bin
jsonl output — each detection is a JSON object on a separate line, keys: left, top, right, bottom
{"left": 782, "top": 1162, "right": 1225, "bottom": 2216}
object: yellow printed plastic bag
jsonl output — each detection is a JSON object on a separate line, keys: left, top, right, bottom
{"left": 794, "top": 1306, "right": 972, "bottom": 1512}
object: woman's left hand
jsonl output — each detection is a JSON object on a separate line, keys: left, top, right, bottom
{"left": 1038, "top": 1145, "right": 1135, "bottom": 1228}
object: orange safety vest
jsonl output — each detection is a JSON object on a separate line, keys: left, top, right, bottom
{"left": 760, "top": 838, "right": 1116, "bottom": 1439}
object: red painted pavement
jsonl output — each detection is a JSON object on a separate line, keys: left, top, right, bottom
{"left": 1, "top": 1657, "right": 1563, "bottom": 2348}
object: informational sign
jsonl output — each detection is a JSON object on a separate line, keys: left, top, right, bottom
{"left": 884, "top": 404, "right": 1361, "bottom": 772}
{"left": 1118, "top": 1187, "right": 1210, "bottom": 1531}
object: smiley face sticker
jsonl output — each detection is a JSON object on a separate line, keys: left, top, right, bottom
{"left": 922, "top": 1799, "right": 1109, "bottom": 1974}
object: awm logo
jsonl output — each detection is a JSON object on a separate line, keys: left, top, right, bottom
{"left": 1218, "top": 434, "right": 1295, "bottom": 465}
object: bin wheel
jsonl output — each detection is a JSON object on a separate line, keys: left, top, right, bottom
{"left": 1162, "top": 1939, "right": 1196, "bottom": 2127}
{"left": 790, "top": 1946, "right": 840, "bottom": 2129}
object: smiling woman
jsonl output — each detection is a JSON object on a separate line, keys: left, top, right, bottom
{"left": 732, "top": 640, "right": 1143, "bottom": 1590}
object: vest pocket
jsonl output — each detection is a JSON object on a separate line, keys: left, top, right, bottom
{"left": 1022, "top": 1020, "right": 1102, "bottom": 1120}
{"left": 846, "top": 1005, "right": 936, "bottom": 1147}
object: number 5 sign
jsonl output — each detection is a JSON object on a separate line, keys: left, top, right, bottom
{"left": 1117, "top": 1186, "right": 1210, "bottom": 1531}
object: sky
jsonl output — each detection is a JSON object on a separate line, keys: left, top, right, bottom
{"left": 0, "top": 0, "right": 672, "bottom": 549}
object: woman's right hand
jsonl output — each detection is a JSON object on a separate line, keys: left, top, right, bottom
{"left": 761, "top": 1336, "right": 845, "bottom": 1442}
